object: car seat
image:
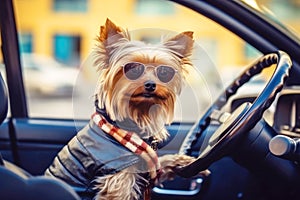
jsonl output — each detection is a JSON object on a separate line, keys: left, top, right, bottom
{"left": 0, "top": 72, "right": 80, "bottom": 200}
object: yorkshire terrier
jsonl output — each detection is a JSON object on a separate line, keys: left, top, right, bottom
{"left": 45, "top": 19, "right": 209, "bottom": 200}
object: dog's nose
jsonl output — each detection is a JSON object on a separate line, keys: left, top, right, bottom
{"left": 144, "top": 80, "right": 156, "bottom": 92}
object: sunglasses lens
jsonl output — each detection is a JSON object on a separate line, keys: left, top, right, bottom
{"left": 157, "top": 66, "right": 176, "bottom": 83}
{"left": 124, "top": 63, "right": 145, "bottom": 80}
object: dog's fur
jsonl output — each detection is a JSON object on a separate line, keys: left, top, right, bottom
{"left": 89, "top": 19, "right": 206, "bottom": 200}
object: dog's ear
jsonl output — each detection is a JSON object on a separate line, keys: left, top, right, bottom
{"left": 94, "top": 19, "right": 130, "bottom": 69}
{"left": 98, "top": 18, "right": 130, "bottom": 46}
{"left": 164, "top": 31, "right": 194, "bottom": 58}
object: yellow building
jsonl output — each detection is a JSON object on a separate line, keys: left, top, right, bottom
{"left": 11, "top": 0, "right": 300, "bottom": 73}
{"left": 12, "top": 0, "right": 249, "bottom": 69}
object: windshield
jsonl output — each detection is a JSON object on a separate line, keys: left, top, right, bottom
{"left": 243, "top": 0, "right": 300, "bottom": 40}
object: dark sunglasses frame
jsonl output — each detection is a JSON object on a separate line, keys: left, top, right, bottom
{"left": 122, "top": 62, "right": 178, "bottom": 83}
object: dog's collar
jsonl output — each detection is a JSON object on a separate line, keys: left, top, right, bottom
{"left": 94, "top": 99, "right": 159, "bottom": 150}
{"left": 94, "top": 99, "right": 117, "bottom": 126}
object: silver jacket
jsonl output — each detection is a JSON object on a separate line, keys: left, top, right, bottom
{"left": 45, "top": 120, "right": 142, "bottom": 196}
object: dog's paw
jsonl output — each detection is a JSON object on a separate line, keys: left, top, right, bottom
{"left": 158, "top": 154, "right": 210, "bottom": 183}
{"left": 159, "top": 154, "right": 195, "bottom": 168}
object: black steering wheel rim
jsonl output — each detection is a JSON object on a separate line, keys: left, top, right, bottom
{"left": 176, "top": 51, "right": 292, "bottom": 178}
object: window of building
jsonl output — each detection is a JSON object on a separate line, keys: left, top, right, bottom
{"left": 19, "top": 33, "right": 33, "bottom": 53}
{"left": 268, "top": 0, "right": 300, "bottom": 20}
{"left": 53, "top": 34, "right": 81, "bottom": 66}
{"left": 53, "top": 0, "right": 88, "bottom": 12}
{"left": 244, "top": 43, "right": 261, "bottom": 60}
{"left": 135, "top": 0, "right": 175, "bottom": 15}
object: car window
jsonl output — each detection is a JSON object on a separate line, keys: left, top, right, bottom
{"left": 13, "top": 0, "right": 262, "bottom": 122}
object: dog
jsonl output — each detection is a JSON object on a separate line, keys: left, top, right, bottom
{"left": 45, "top": 18, "right": 209, "bottom": 200}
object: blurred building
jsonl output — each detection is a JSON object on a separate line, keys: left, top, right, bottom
{"left": 12, "top": 0, "right": 300, "bottom": 70}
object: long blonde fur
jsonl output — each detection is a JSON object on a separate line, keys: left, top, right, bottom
{"left": 94, "top": 166, "right": 145, "bottom": 200}
{"left": 92, "top": 19, "right": 202, "bottom": 200}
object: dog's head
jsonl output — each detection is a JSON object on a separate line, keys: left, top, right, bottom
{"left": 93, "top": 19, "right": 194, "bottom": 141}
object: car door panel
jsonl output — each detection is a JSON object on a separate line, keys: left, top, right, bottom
{"left": 13, "top": 119, "right": 80, "bottom": 143}
{"left": 0, "top": 119, "right": 73, "bottom": 174}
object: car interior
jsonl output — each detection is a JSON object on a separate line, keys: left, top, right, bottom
{"left": 1, "top": 0, "right": 300, "bottom": 200}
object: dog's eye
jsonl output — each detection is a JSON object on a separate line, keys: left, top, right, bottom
{"left": 123, "top": 63, "right": 145, "bottom": 80}
{"left": 157, "top": 66, "right": 176, "bottom": 83}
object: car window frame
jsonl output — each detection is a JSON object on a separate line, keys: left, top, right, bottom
{"left": 0, "top": 0, "right": 27, "bottom": 118}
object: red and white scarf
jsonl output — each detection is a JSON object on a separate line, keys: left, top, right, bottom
{"left": 91, "top": 112, "right": 161, "bottom": 180}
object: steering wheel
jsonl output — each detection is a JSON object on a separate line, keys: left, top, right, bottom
{"left": 176, "top": 51, "right": 292, "bottom": 178}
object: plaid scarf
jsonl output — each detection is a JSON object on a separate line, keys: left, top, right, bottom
{"left": 91, "top": 112, "right": 161, "bottom": 181}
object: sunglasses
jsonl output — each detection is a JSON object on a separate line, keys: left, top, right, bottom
{"left": 123, "top": 62, "right": 177, "bottom": 83}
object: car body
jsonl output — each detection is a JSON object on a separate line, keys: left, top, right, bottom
{"left": 1, "top": 0, "right": 300, "bottom": 199}
{"left": 21, "top": 53, "right": 79, "bottom": 96}
{"left": 1, "top": 54, "right": 78, "bottom": 97}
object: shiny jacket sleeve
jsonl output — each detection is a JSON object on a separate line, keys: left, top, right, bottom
{"left": 45, "top": 120, "right": 141, "bottom": 192}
